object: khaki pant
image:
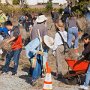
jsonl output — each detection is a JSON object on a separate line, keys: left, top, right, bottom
{"left": 56, "top": 45, "right": 68, "bottom": 75}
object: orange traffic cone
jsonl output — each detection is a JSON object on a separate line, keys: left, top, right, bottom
{"left": 43, "top": 62, "right": 52, "bottom": 90}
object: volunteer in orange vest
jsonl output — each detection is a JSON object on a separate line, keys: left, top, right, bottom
{"left": 2, "top": 21, "right": 22, "bottom": 75}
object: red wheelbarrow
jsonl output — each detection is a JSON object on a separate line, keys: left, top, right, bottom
{"left": 64, "top": 58, "right": 90, "bottom": 85}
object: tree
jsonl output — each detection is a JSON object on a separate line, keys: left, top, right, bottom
{"left": 46, "top": 0, "right": 53, "bottom": 12}
{"left": 13, "top": 0, "right": 20, "bottom": 5}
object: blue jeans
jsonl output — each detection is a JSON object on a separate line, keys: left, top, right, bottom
{"left": 29, "top": 49, "right": 48, "bottom": 80}
{"left": 25, "top": 38, "right": 48, "bottom": 80}
{"left": 67, "top": 27, "right": 78, "bottom": 48}
{"left": 29, "top": 53, "right": 42, "bottom": 80}
{"left": 84, "top": 65, "right": 90, "bottom": 86}
{"left": 3, "top": 49, "right": 22, "bottom": 73}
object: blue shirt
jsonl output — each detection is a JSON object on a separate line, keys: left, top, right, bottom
{"left": 0, "top": 27, "right": 8, "bottom": 34}
{"left": 25, "top": 38, "right": 40, "bottom": 58}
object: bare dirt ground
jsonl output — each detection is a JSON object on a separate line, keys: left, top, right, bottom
{"left": 0, "top": 16, "right": 89, "bottom": 90}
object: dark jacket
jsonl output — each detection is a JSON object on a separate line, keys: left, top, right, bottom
{"left": 82, "top": 42, "right": 90, "bottom": 61}
{"left": 23, "top": 18, "right": 33, "bottom": 32}
{"left": 51, "top": 11, "right": 59, "bottom": 23}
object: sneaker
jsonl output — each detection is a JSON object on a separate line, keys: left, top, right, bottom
{"left": 54, "top": 73, "right": 63, "bottom": 80}
{"left": 41, "top": 73, "right": 45, "bottom": 78}
{"left": 12, "top": 72, "right": 17, "bottom": 75}
{"left": 1, "top": 71, "right": 8, "bottom": 75}
{"left": 30, "top": 79, "right": 37, "bottom": 86}
{"left": 80, "top": 85, "right": 88, "bottom": 90}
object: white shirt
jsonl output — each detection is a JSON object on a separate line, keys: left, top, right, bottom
{"left": 53, "top": 31, "right": 67, "bottom": 51}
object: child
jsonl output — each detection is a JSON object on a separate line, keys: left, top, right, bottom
{"left": 52, "top": 21, "right": 68, "bottom": 78}
{"left": 2, "top": 21, "right": 22, "bottom": 75}
{"left": 78, "top": 33, "right": 90, "bottom": 90}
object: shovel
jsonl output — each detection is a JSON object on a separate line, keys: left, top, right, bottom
{"left": 37, "top": 29, "right": 44, "bottom": 76}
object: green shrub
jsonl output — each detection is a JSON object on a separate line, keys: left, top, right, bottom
{"left": 0, "top": 4, "right": 61, "bottom": 15}
{"left": 58, "top": 8, "right": 64, "bottom": 14}
{"left": 71, "top": 0, "right": 90, "bottom": 16}
{"left": 0, "top": 4, "right": 13, "bottom": 14}
{"left": 13, "top": 0, "right": 20, "bottom": 5}
{"left": 45, "top": 1, "right": 53, "bottom": 12}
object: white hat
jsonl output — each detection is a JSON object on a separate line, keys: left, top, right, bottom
{"left": 36, "top": 15, "right": 47, "bottom": 23}
{"left": 44, "top": 35, "right": 54, "bottom": 49}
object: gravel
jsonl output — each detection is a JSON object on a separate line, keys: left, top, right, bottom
{"left": 0, "top": 70, "right": 89, "bottom": 90}
{"left": 0, "top": 71, "right": 32, "bottom": 90}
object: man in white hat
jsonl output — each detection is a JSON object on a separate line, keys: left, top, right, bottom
{"left": 31, "top": 13, "right": 48, "bottom": 40}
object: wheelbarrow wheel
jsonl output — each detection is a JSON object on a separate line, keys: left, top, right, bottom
{"left": 65, "top": 77, "right": 78, "bottom": 85}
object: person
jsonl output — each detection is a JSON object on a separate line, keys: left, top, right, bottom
{"left": 31, "top": 13, "right": 48, "bottom": 71}
{"left": 0, "top": 27, "right": 9, "bottom": 60}
{"left": 6, "top": 13, "right": 10, "bottom": 21}
{"left": 18, "top": 15, "right": 25, "bottom": 27}
{"left": 52, "top": 21, "right": 68, "bottom": 78}
{"left": 78, "top": 33, "right": 90, "bottom": 90}
{"left": 0, "top": 10, "right": 7, "bottom": 27}
{"left": 25, "top": 38, "right": 44, "bottom": 85}
{"left": 64, "top": 4, "right": 72, "bottom": 15}
{"left": 2, "top": 21, "right": 22, "bottom": 75}
{"left": 51, "top": 10, "right": 60, "bottom": 23}
{"left": 55, "top": 20, "right": 64, "bottom": 32}
{"left": 31, "top": 12, "right": 37, "bottom": 24}
{"left": 0, "top": 27, "right": 9, "bottom": 37}
{"left": 25, "top": 14, "right": 48, "bottom": 85}
{"left": 61, "top": 3, "right": 72, "bottom": 23}
{"left": 66, "top": 13, "right": 79, "bottom": 54}
{"left": 23, "top": 13, "right": 33, "bottom": 32}
{"left": 31, "top": 13, "right": 48, "bottom": 40}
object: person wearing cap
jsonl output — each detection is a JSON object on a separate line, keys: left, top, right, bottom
{"left": 31, "top": 13, "right": 48, "bottom": 69}
{"left": 0, "top": 10, "right": 7, "bottom": 27}
{"left": 25, "top": 14, "right": 48, "bottom": 85}
{"left": 31, "top": 13, "right": 48, "bottom": 40}
{"left": 52, "top": 21, "right": 68, "bottom": 78}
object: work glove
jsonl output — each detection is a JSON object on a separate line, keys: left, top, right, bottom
{"left": 77, "top": 55, "right": 84, "bottom": 60}
{"left": 37, "top": 51, "right": 44, "bottom": 55}
{"left": 31, "top": 57, "right": 37, "bottom": 68}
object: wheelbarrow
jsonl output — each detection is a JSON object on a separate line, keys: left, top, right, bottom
{"left": 63, "top": 58, "right": 90, "bottom": 85}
